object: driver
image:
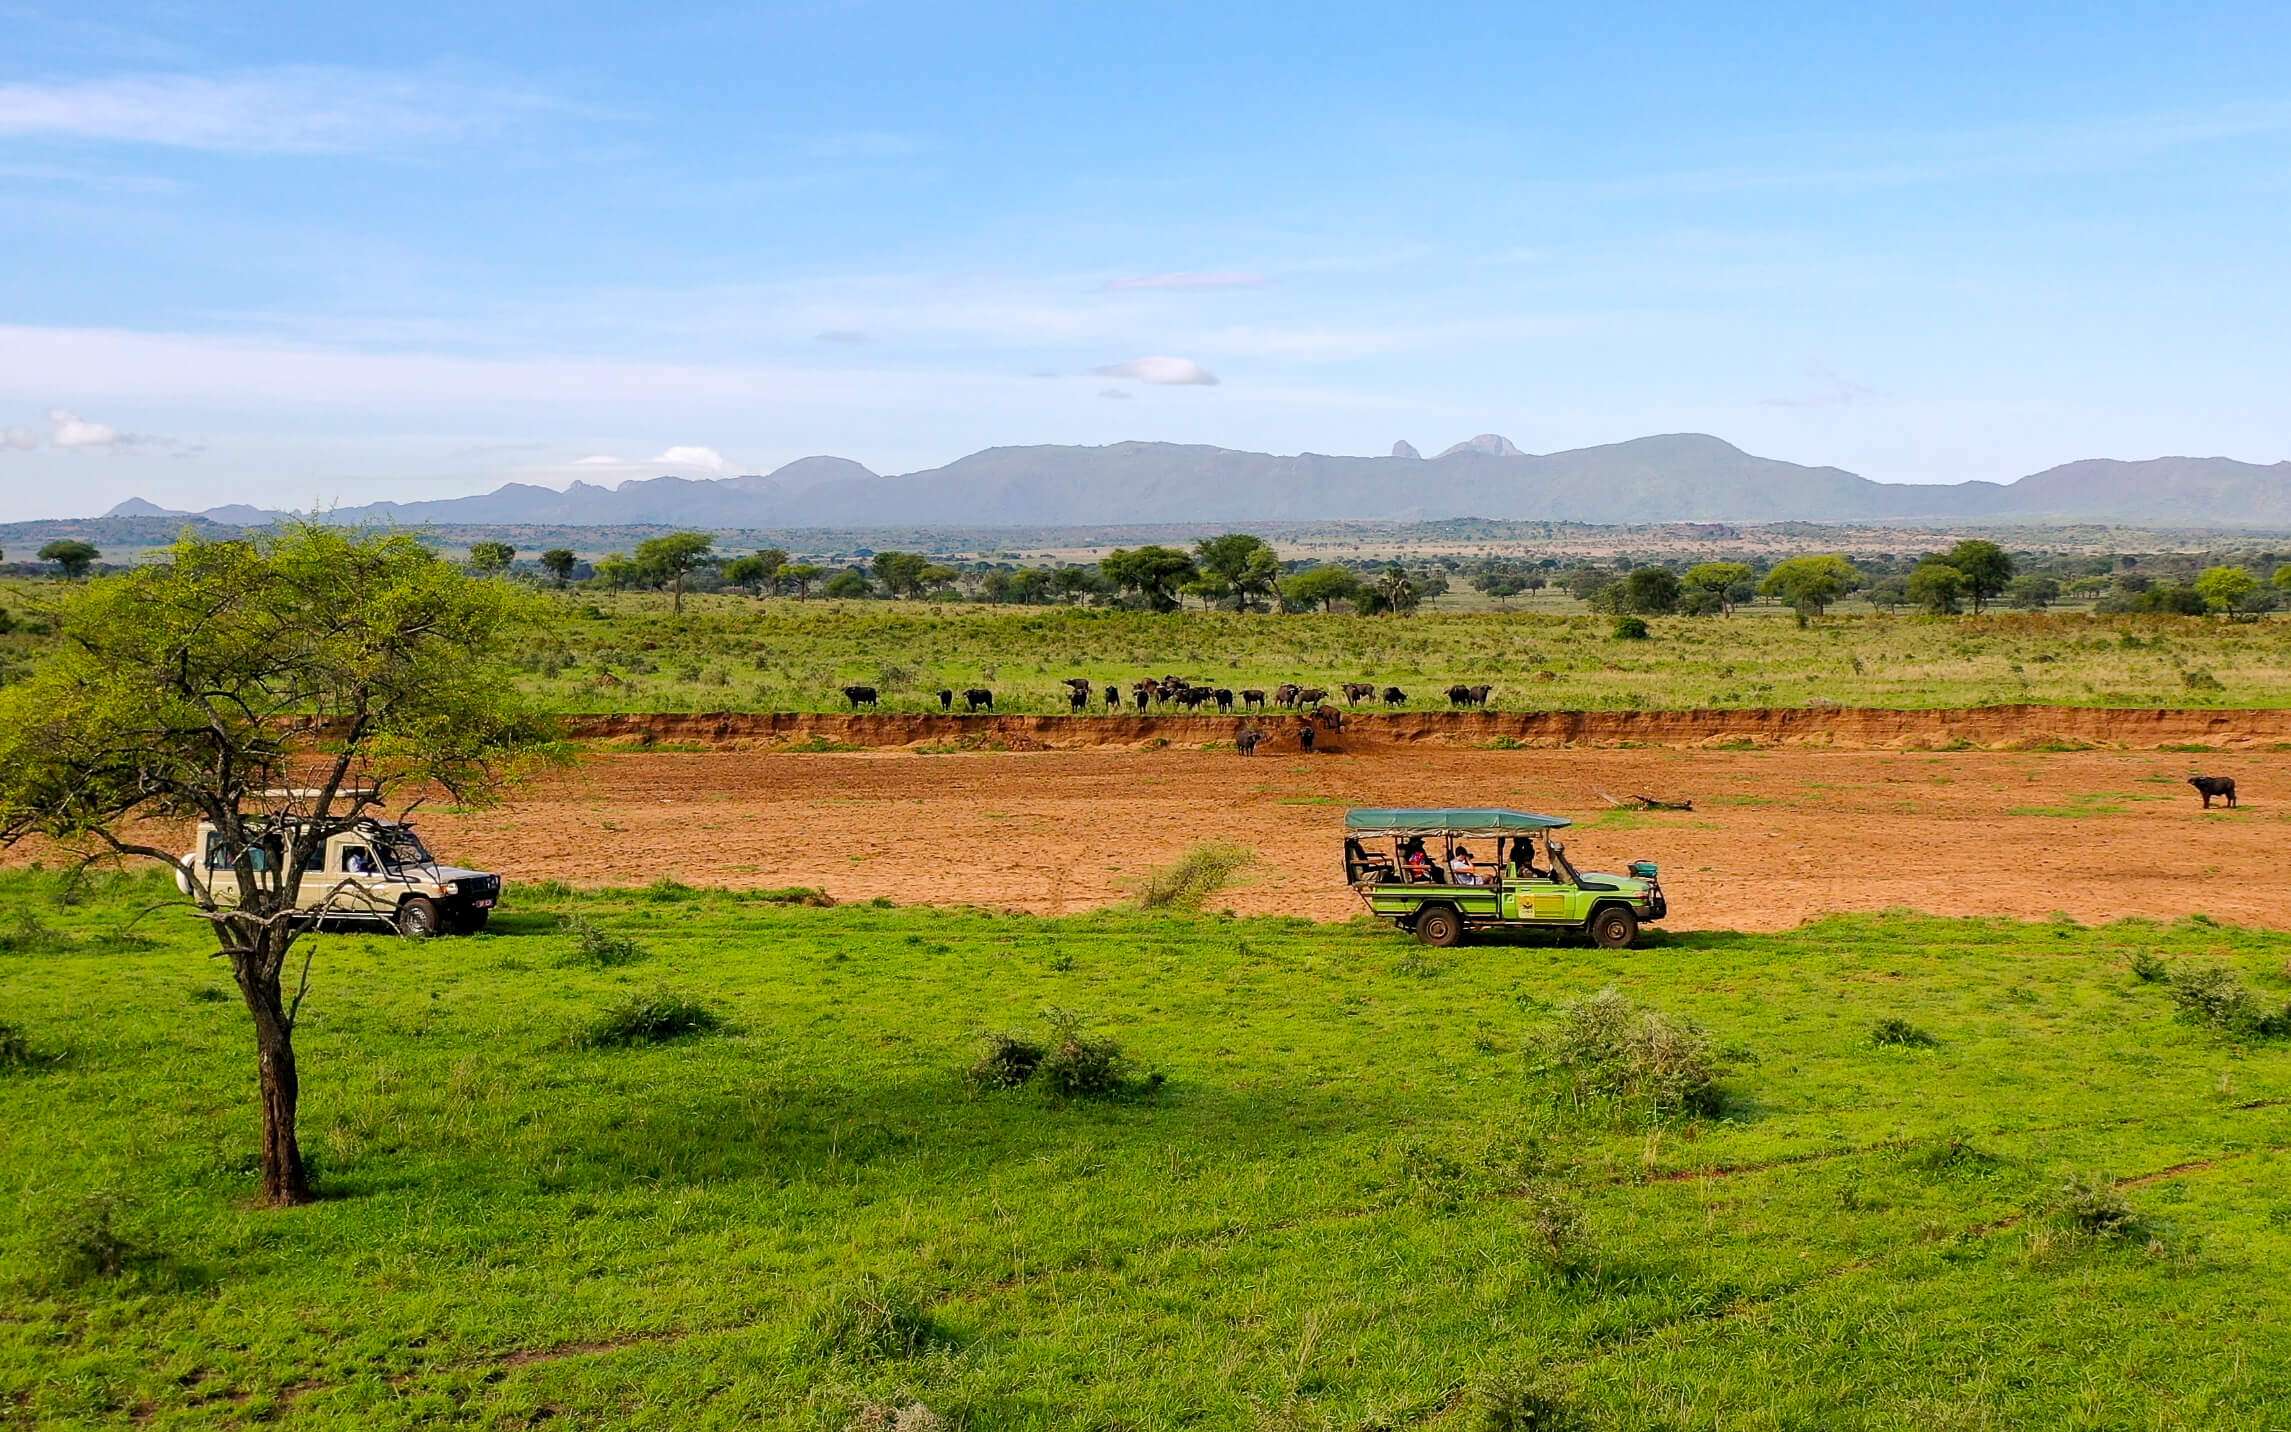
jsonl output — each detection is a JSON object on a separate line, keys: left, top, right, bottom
{"left": 1511, "top": 838, "right": 1543, "bottom": 880}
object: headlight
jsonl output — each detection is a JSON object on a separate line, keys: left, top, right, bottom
{"left": 446, "top": 881, "right": 461, "bottom": 895}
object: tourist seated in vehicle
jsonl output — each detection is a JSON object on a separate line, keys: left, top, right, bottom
{"left": 1448, "top": 844, "right": 1484, "bottom": 886}
{"left": 1509, "top": 838, "right": 1545, "bottom": 880}
{"left": 1402, "top": 838, "right": 1441, "bottom": 883}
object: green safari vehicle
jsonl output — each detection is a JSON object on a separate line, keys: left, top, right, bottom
{"left": 1345, "top": 807, "right": 1666, "bottom": 948}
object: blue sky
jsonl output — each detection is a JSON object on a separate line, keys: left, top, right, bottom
{"left": 3, "top": 1, "right": 2289, "bottom": 518}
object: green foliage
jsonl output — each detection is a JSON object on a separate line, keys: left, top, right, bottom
{"left": 2167, "top": 964, "right": 2291, "bottom": 1038}
{"left": 1758, "top": 553, "right": 1858, "bottom": 622}
{"left": 557, "top": 915, "right": 648, "bottom": 968}
{"left": 2051, "top": 1172, "right": 2147, "bottom": 1243}
{"left": 1620, "top": 566, "right": 1681, "bottom": 615}
{"left": 1036, "top": 1006, "right": 1144, "bottom": 1099}
{"left": 1100, "top": 544, "right": 1199, "bottom": 611}
{"left": 1908, "top": 560, "right": 1969, "bottom": 615}
{"left": 466, "top": 540, "right": 516, "bottom": 576}
{"left": 632, "top": 532, "right": 716, "bottom": 612}
{"left": 1135, "top": 841, "right": 1253, "bottom": 910}
{"left": 1192, "top": 533, "right": 1281, "bottom": 610}
{"left": 1940, "top": 539, "right": 2015, "bottom": 612}
{"left": 967, "top": 1030, "right": 1045, "bottom": 1089}
{"left": 1474, "top": 1367, "right": 1581, "bottom": 1431}
{"left": 538, "top": 548, "right": 577, "bottom": 586}
{"left": 2129, "top": 949, "right": 2169, "bottom": 983}
{"left": 2194, "top": 565, "right": 2261, "bottom": 615}
{"left": 1870, "top": 1016, "right": 1937, "bottom": 1048}
{"left": 1611, "top": 615, "right": 1650, "bottom": 640}
{"left": 1542, "top": 986, "right": 1724, "bottom": 1122}
{"left": 1279, "top": 562, "right": 1362, "bottom": 612}
{"left": 0, "top": 1020, "right": 43, "bottom": 1070}
{"left": 571, "top": 989, "right": 725, "bottom": 1048}
{"left": 36, "top": 538, "right": 98, "bottom": 578}
{"left": 810, "top": 1278, "right": 951, "bottom": 1360}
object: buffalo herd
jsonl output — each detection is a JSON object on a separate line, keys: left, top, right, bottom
{"left": 845, "top": 674, "right": 1497, "bottom": 715}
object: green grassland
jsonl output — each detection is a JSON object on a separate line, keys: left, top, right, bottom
{"left": 6, "top": 870, "right": 2291, "bottom": 1427}
{"left": 491, "top": 593, "right": 2291, "bottom": 714}
{"left": 8, "top": 578, "right": 2291, "bottom": 715}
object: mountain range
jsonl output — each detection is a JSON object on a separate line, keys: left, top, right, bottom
{"left": 101, "top": 434, "right": 2291, "bottom": 529}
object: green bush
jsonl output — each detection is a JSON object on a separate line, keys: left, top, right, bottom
{"left": 0, "top": 909, "right": 67, "bottom": 954}
{"left": 0, "top": 1020, "right": 42, "bottom": 1070}
{"left": 1474, "top": 1366, "right": 1581, "bottom": 1430}
{"left": 1542, "top": 986, "right": 1724, "bottom": 1121}
{"left": 1037, "top": 1007, "right": 1143, "bottom": 1098}
{"left": 1870, "top": 1016, "right": 1937, "bottom": 1048}
{"left": 752, "top": 886, "right": 835, "bottom": 907}
{"left": 2053, "top": 1172, "right": 2147, "bottom": 1243}
{"left": 2128, "top": 949, "right": 2169, "bottom": 983}
{"left": 1135, "top": 842, "right": 1252, "bottom": 911}
{"left": 557, "top": 915, "right": 648, "bottom": 968}
{"left": 1610, "top": 615, "right": 1651, "bottom": 641}
{"left": 572, "top": 991, "right": 723, "bottom": 1048}
{"left": 967, "top": 1031, "right": 1045, "bottom": 1089}
{"left": 2168, "top": 965, "right": 2290, "bottom": 1038}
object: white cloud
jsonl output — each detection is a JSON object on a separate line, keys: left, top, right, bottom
{"left": 1096, "top": 387, "right": 1133, "bottom": 401}
{"left": 1102, "top": 271, "right": 1266, "bottom": 292}
{"left": 0, "top": 66, "right": 549, "bottom": 154}
{"left": 1091, "top": 356, "right": 1220, "bottom": 386}
{"left": 572, "top": 453, "right": 624, "bottom": 465}
{"left": 650, "top": 444, "right": 727, "bottom": 472}
{"left": 0, "top": 407, "right": 193, "bottom": 455}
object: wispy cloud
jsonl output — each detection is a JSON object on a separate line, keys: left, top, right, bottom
{"left": 813, "top": 329, "right": 870, "bottom": 344}
{"left": 0, "top": 407, "right": 197, "bottom": 456}
{"left": 1096, "top": 386, "right": 1133, "bottom": 401}
{"left": 1101, "top": 271, "right": 1267, "bottom": 292}
{"left": 0, "top": 66, "right": 553, "bottom": 153}
{"left": 1091, "top": 356, "right": 1220, "bottom": 386}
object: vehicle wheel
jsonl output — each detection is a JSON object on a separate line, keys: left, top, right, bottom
{"left": 1415, "top": 905, "right": 1463, "bottom": 948}
{"left": 398, "top": 896, "right": 441, "bottom": 939}
{"left": 460, "top": 908, "right": 490, "bottom": 933}
{"left": 1590, "top": 906, "right": 1638, "bottom": 950}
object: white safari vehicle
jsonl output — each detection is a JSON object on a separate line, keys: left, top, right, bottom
{"left": 178, "top": 812, "right": 502, "bottom": 936}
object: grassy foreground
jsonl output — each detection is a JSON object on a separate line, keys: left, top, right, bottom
{"left": 5, "top": 871, "right": 2291, "bottom": 1428}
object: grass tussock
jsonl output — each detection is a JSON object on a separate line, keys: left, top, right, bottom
{"left": 0, "top": 909, "right": 69, "bottom": 955}
{"left": 967, "top": 1008, "right": 1159, "bottom": 1100}
{"left": 2050, "top": 1172, "right": 2151, "bottom": 1245}
{"left": 1135, "top": 842, "right": 1253, "bottom": 912}
{"left": 572, "top": 990, "right": 724, "bottom": 1049}
{"left": 849, "top": 1402, "right": 947, "bottom": 1432}
{"left": 811, "top": 1279, "right": 951, "bottom": 1361}
{"left": 1870, "top": 1016, "right": 1938, "bottom": 1048}
{"left": 751, "top": 886, "right": 836, "bottom": 907}
{"left": 1473, "top": 1366, "right": 1582, "bottom": 1430}
{"left": 1541, "top": 986, "right": 1725, "bottom": 1122}
{"left": 967, "top": 1031, "right": 1045, "bottom": 1089}
{"left": 2128, "top": 949, "right": 2170, "bottom": 983}
{"left": 556, "top": 915, "right": 649, "bottom": 968}
{"left": 0, "top": 1020, "right": 49, "bottom": 1072}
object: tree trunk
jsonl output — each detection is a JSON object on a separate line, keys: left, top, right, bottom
{"left": 238, "top": 948, "right": 313, "bottom": 1207}
{"left": 673, "top": 572, "right": 684, "bottom": 615}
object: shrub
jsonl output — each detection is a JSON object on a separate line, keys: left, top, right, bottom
{"left": 752, "top": 886, "right": 835, "bottom": 907}
{"left": 2128, "top": 949, "right": 2169, "bottom": 983}
{"left": 849, "top": 1403, "right": 947, "bottom": 1432}
{"left": 41, "top": 1190, "right": 141, "bottom": 1284}
{"left": 1542, "top": 986, "right": 1723, "bottom": 1121}
{"left": 1473, "top": 1366, "right": 1581, "bottom": 1430}
{"left": 968, "top": 1031, "right": 1045, "bottom": 1089}
{"left": 557, "top": 915, "right": 648, "bottom": 968}
{"left": 0, "top": 1020, "right": 43, "bottom": 1071}
{"left": 812, "top": 1278, "right": 949, "bottom": 1360}
{"left": 1610, "top": 615, "right": 1651, "bottom": 640}
{"left": 2053, "top": 1172, "right": 2146, "bottom": 1242}
{"left": 1518, "top": 1183, "right": 1584, "bottom": 1266}
{"left": 0, "top": 909, "right": 67, "bottom": 955}
{"left": 1869, "top": 1016, "right": 1937, "bottom": 1048}
{"left": 1037, "top": 1007, "right": 1149, "bottom": 1098}
{"left": 573, "top": 990, "right": 724, "bottom": 1048}
{"left": 2169, "top": 965, "right": 2291, "bottom": 1038}
{"left": 1136, "top": 842, "right": 1253, "bottom": 911}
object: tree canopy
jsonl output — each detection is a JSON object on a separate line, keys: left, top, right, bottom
{"left": 38, "top": 538, "right": 99, "bottom": 578}
{"left": 1100, "top": 545, "right": 1199, "bottom": 612}
{"left": 1938, "top": 539, "right": 2015, "bottom": 613}
{"left": 467, "top": 540, "right": 516, "bottom": 576}
{"left": 2194, "top": 564, "right": 2261, "bottom": 615}
{"left": 0, "top": 525, "right": 557, "bottom": 1204}
{"left": 1758, "top": 554, "right": 1859, "bottom": 624}
{"left": 634, "top": 532, "right": 716, "bottom": 613}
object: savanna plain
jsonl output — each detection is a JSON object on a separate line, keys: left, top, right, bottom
{"left": 6, "top": 589, "right": 2291, "bottom": 1429}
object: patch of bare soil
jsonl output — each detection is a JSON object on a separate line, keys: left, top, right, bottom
{"left": 400, "top": 745, "right": 2289, "bottom": 931}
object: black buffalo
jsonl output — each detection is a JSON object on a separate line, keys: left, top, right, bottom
{"left": 1298, "top": 725, "right": 1316, "bottom": 753}
{"left": 1104, "top": 685, "right": 1120, "bottom": 709}
{"left": 1241, "top": 688, "right": 1266, "bottom": 709}
{"left": 1235, "top": 727, "right": 1263, "bottom": 757}
{"left": 937, "top": 688, "right": 953, "bottom": 710}
{"left": 842, "top": 685, "right": 878, "bottom": 709}
{"left": 1296, "top": 686, "right": 1328, "bottom": 706}
{"left": 1342, "top": 682, "right": 1376, "bottom": 706}
{"left": 964, "top": 687, "right": 994, "bottom": 712}
{"left": 1214, "top": 688, "right": 1234, "bottom": 712}
{"left": 1275, "top": 682, "right": 1301, "bottom": 707}
{"left": 1068, "top": 686, "right": 1088, "bottom": 711}
{"left": 2189, "top": 775, "right": 2238, "bottom": 808}
{"left": 1383, "top": 686, "right": 1406, "bottom": 706}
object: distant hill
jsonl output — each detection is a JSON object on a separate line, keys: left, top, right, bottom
{"left": 83, "top": 433, "right": 2291, "bottom": 529}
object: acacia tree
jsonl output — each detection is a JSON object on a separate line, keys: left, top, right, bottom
{"left": 1758, "top": 554, "right": 1859, "bottom": 626}
{"left": 1940, "top": 539, "right": 2014, "bottom": 614}
{"left": 467, "top": 540, "right": 516, "bottom": 577}
{"left": 539, "top": 548, "right": 577, "bottom": 587}
{"left": 0, "top": 526, "right": 555, "bottom": 1206}
{"left": 1100, "top": 545, "right": 1198, "bottom": 612}
{"left": 634, "top": 531, "right": 715, "bottom": 614}
{"left": 38, "top": 538, "right": 99, "bottom": 579}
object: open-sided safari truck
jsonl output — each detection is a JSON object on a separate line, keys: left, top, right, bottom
{"left": 176, "top": 791, "right": 502, "bottom": 937}
{"left": 1346, "top": 807, "right": 1665, "bottom": 948}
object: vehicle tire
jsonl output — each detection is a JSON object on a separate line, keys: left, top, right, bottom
{"left": 460, "top": 908, "right": 490, "bottom": 934}
{"left": 398, "top": 896, "right": 441, "bottom": 939}
{"left": 1590, "top": 905, "right": 1638, "bottom": 950}
{"left": 1414, "top": 904, "right": 1463, "bottom": 948}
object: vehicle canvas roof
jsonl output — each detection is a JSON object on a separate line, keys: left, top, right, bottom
{"left": 1345, "top": 807, "right": 1572, "bottom": 837}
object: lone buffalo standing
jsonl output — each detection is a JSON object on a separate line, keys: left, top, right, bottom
{"left": 2189, "top": 775, "right": 2238, "bottom": 808}
{"left": 842, "top": 685, "right": 878, "bottom": 710}
{"left": 964, "top": 688, "right": 994, "bottom": 712}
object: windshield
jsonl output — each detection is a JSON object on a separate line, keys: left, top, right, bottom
{"left": 378, "top": 827, "right": 434, "bottom": 869}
